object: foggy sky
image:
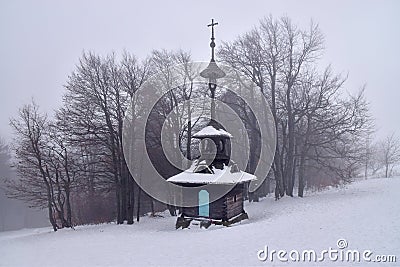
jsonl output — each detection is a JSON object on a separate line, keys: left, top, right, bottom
{"left": 1, "top": 0, "right": 399, "bottom": 141}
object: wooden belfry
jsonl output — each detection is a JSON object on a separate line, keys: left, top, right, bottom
{"left": 167, "top": 19, "right": 256, "bottom": 229}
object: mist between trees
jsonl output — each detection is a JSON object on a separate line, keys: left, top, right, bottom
{"left": 1, "top": 16, "right": 399, "bottom": 231}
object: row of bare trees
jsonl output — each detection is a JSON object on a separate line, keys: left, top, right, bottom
{"left": 5, "top": 52, "right": 151, "bottom": 229}
{"left": 363, "top": 133, "right": 400, "bottom": 178}
{"left": 4, "top": 50, "right": 209, "bottom": 229}
{"left": 218, "top": 16, "right": 373, "bottom": 198}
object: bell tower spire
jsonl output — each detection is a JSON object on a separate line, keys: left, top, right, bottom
{"left": 200, "top": 18, "right": 226, "bottom": 122}
{"left": 207, "top": 19, "right": 219, "bottom": 62}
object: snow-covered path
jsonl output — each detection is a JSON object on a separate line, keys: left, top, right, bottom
{"left": 1, "top": 177, "right": 399, "bottom": 266}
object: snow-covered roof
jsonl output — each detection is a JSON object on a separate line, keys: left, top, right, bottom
{"left": 167, "top": 164, "right": 256, "bottom": 184}
{"left": 192, "top": 126, "right": 233, "bottom": 138}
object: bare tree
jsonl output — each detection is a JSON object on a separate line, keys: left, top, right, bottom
{"left": 219, "top": 16, "right": 286, "bottom": 198}
{"left": 220, "top": 16, "right": 324, "bottom": 197}
{"left": 7, "top": 101, "right": 58, "bottom": 231}
{"left": 280, "top": 17, "right": 324, "bottom": 196}
{"left": 362, "top": 128, "right": 375, "bottom": 179}
{"left": 62, "top": 51, "right": 153, "bottom": 224}
{"left": 294, "top": 70, "right": 372, "bottom": 195}
{"left": 379, "top": 133, "right": 400, "bottom": 178}
{"left": 368, "top": 142, "right": 382, "bottom": 176}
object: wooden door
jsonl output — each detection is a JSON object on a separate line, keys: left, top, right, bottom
{"left": 198, "top": 190, "right": 209, "bottom": 217}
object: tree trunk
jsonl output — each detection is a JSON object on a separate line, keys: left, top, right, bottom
{"left": 270, "top": 77, "right": 285, "bottom": 199}
{"left": 136, "top": 187, "right": 141, "bottom": 222}
{"left": 65, "top": 187, "right": 72, "bottom": 227}
{"left": 126, "top": 176, "right": 134, "bottom": 224}
{"left": 385, "top": 164, "right": 389, "bottom": 178}
{"left": 298, "top": 154, "right": 306, "bottom": 197}
{"left": 150, "top": 199, "right": 155, "bottom": 217}
{"left": 289, "top": 157, "right": 296, "bottom": 196}
{"left": 285, "top": 90, "right": 295, "bottom": 197}
{"left": 43, "top": 174, "right": 57, "bottom": 231}
{"left": 115, "top": 182, "right": 122, "bottom": 224}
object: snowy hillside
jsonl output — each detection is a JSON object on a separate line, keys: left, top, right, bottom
{"left": 1, "top": 177, "right": 399, "bottom": 266}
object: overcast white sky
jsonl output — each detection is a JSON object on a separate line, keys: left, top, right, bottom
{"left": 1, "top": 0, "right": 399, "bottom": 142}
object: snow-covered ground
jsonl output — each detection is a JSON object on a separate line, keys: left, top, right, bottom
{"left": 1, "top": 177, "right": 399, "bottom": 266}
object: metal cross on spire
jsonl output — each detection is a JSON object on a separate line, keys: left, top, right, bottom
{"left": 207, "top": 19, "right": 218, "bottom": 62}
